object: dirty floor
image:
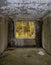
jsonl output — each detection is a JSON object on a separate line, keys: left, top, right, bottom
{"left": 0, "top": 48, "right": 51, "bottom": 65}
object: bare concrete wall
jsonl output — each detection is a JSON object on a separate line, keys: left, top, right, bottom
{"left": 0, "top": 16, "right": 8, "bottom": 54}
{"left": 42, "top": 14, "right": 51, "bottom": 55}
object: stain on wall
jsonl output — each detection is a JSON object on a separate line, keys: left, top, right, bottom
{"left": 0, "top": 16, "right": 8, "bottom": 54}
{"left": 42, "top": 13, "right": 51, "bottom": 55}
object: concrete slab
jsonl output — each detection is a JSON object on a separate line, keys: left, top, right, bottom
{"left": 0, "top": 48, "right": 51, "bottom": 65}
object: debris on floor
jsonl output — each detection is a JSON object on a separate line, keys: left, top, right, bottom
{"left": 38, "top": 51, "right": 45, "bottom": 55}
{"left": 0, "top": 48, "right": 51, "bottom": 65}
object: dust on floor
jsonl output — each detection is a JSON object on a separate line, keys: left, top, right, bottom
{"left": 0, "top": 48, "right": 51, "bottom": 65}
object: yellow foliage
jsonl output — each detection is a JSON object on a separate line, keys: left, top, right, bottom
{"left": 15, "top": 21, "right": 35, "bottom": 39}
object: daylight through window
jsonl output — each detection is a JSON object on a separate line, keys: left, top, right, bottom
{"left": 15, "top": 21, "right": 35, "bottom": 39}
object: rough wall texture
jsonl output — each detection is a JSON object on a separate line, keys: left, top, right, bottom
{"left": 0, "top": 0, "right": 50, "bottom": 20}
{"left": 8, "top": 18, "right": 14, "bottom": 47}
{"left": 0, "top": 16, "right": 8, "bottom": 54}
{"left": 42, "top": 14, "right": 51, "bottom": 55}
{"left": 35, "top": 20, "right": 42, "bottom": 47}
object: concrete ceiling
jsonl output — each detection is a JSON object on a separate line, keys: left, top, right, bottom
{"left": 0, "top": 0, "right": 51, "bottom": 20}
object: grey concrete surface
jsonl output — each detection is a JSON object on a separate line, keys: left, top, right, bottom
{"left": 0, "top": 16, "right": 8, "bottom": 54}
{"left": 0, "top": 48, "right": 51, "bottom": 65}
{"left": 42, "top": 13, "right": 51, "bottom": 55}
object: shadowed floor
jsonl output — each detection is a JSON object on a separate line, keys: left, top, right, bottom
{"left": 0, "top": 48, "right": 51, "bottom": 65}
